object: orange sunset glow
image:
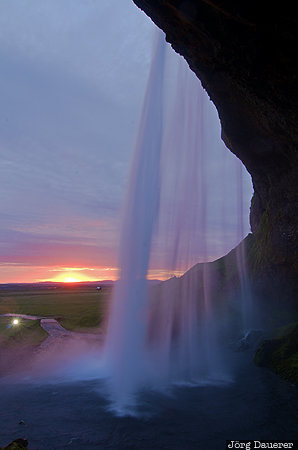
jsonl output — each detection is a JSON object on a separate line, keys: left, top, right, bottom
{"left": 44, "top": 267, "right": 118, "bottom": 283}
{"left": 0, "top": 263, "right": 183, "bottom": 284}
{"left": 54, "top": 274, "right": 90, "bottom": 283}
{"left": 0, "top": 265, "right": 118, "bottom": 284}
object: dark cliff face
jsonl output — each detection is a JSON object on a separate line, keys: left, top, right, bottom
{"left": 132, "top": 0, "right": 298, "bottom": 277}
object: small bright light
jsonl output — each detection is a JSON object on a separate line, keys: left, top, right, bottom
{"left": 12, "top": 319, "right": 19, "bottom": 325}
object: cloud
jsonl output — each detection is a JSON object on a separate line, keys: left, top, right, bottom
{"left": 0, "top": 0, "right": 253, "bottom": 282}
{"left": 0, "top": 0, "right": 156, "bottom": 280}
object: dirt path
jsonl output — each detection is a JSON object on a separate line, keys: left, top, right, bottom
{"left": 0, "top": 314, "right": 102, "bottom": 351}
{"left": 37, "top": 318, "right": 102, "bottom": 352}
{"left": 40, "top": 318, "right": 73, "bottom": 337}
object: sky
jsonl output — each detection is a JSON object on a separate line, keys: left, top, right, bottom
{"left": 0, "top": 0, "right": 253, "bottom": 283}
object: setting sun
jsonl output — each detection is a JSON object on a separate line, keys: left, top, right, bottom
{"left": 51, "top": 271, "right": 93, "bottom": 283}
{"left": 62, "top": 276, "right": 82, "bottom": 283}
{"left": 29, "top": 266, "right": 119, "bottom": 284}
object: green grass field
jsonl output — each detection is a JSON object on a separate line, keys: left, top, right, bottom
{"left": 0, "top": 285, "right": 112, "bottom": 346}
{"left": 0, "top": 316, "right": 48, "bottom": 347}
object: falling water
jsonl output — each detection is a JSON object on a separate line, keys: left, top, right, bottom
{"left": 104, "top": 30, "right": 252, "bottom": 413}
{"left": 146, "top": 55, "right": 228, "bottom": 385}
{"left": 104, "top": 32, "right": 166, "bottom": 413}
{"left": 235, "top": 165, "right": 254, "bottom": 333}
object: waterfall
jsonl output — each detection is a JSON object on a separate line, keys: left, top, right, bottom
{"left": 103, "top": 32, "right": 166, "bottom": 413}
{"left": 235, "top": 164, "right": 254, "bottom": 333}
{"left": 103, "top": 30, "right": 252, "bottom": 414}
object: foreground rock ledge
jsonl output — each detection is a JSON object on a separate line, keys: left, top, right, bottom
{"left": 1, "top": 439, "right": 28, "bottom": 450}
{"left": 132, "top": 0, "right": 298, "bottom": 288}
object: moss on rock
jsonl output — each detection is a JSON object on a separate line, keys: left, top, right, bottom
{"left": 254, "top": 322, "right": 298, "bottom": 385}
{"left": 247, "top": 208, "right": 274, "bottom": 272}
{"left": 1, "top": 438, "right": 28, "bottom": 449}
